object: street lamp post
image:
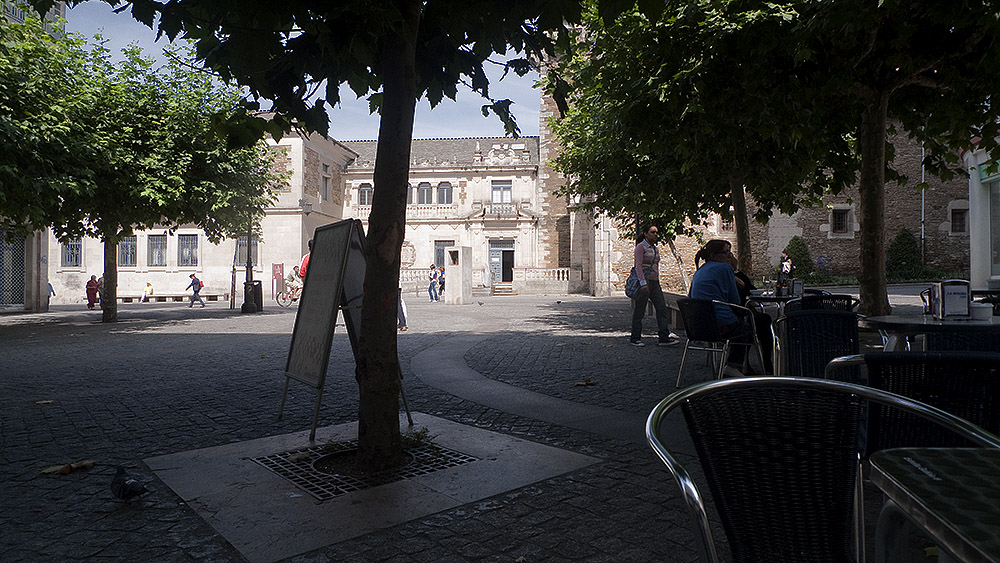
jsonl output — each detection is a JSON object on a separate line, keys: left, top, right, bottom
{"left": 241, "top": 221, "right": 257, "bottom": 313}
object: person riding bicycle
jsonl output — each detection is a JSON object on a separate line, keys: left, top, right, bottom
{"left": 285, "top": 265, "right": 303, "bottom": 293}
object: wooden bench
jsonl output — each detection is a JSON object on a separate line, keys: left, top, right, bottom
{"left": 663, "top": 292, "right": 685, "bottom": 330}
{"left": 118, "top": 293, "right": 229, "bottom": 303}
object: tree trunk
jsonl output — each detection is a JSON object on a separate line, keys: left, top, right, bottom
{"left": 857, "top": 91, "right": 892, "bottom": 316}
{"left": 667, "top": 240, "right": 689, "bottom": 293}
{"left": 354, "top": 0, "right": 421, "bottom": 471}
{"left": 102, "top": 238, "right": 118, "bottom": 323}
{"left": 731, "top": 180, "right": 752, "bottom": 274}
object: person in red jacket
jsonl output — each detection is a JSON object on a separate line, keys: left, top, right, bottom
{"left": 299, "top": 239, "right": 313, "bottom": 280}
{"left": 85, "top": 275, "right": 100, "bottom": 309}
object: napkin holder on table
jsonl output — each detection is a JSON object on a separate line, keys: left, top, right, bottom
{"left": 929, "top": 280, "right": 971, "bottom": 319}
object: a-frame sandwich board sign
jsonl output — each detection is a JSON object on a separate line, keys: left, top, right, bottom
{"left": 277, "top": 219, "right": 411, "bottom": 440}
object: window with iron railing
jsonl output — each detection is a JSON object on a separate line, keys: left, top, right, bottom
{"left": 832, "top": 209, "right": 851, "bottom": 234}
{"left": 236, "top": 236, "right": 258, "bottom": 267}
{"left": 118, "top": 236, "right": 137, "bottom": 267}
{"left": 951, "top": 208, "right": 968, "bottom": 234}
{"left": 178, "top": 234, "right": 199, "bottom": 267}
{"left": 147, "top": 235, "right": 167, "bottom": 267}
{"left": 61, "top": 239, "right": 82, "bottom": 267}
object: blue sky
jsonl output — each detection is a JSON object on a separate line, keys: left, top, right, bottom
{"left": 65, "top": 2, "right": 542, "bottom": 141}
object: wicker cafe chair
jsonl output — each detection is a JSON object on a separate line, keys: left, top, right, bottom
{"left": 824, "top": 352, "right": 1000, "bottom": 562}
{"left": 825, "top": 352, "right": 1000, "bottom": 456}
{"left": 783, "top": 293, "right": 860, "bottom": 314}
{"left": 645, "top": 377, "right": 1000, "bottom": 563}
{"left": 924, "top": 330, "right": 1000, "bottom": 352}
{"left": 803, "top": 288, "right": 832, "bottom": 296}
{"left": 772, "top": 310, "right": 860, "bottom": 377}
{"left": 676, "top": 298, "right": 764, "bottom": 388}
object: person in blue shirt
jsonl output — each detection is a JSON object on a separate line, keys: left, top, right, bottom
{"left": 428, "top": 264, "right": 439, "bottom": 302}
{"left": 690, "top": 240, "right": 742, "bottom": 325}
{"left": 689, "top": 239, "right": 767, "bottom": 374}
{"left": 186, "top": 274, "right": 206, "bottom": 308}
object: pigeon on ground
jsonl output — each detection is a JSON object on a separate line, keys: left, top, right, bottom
{"left": 111, "top": 466, "right": 148, "bottom": 501}
{"left": 477, "top": 301, "right": 484, "bottom": 306}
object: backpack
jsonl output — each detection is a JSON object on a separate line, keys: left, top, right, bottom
{"left": 198, "top": 280, "right": 205, "bottom": 290}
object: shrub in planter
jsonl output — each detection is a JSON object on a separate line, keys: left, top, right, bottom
{"left": 783, "top": 236, "right": 814, "bottom": 278}
{"left": 886, "top": 228, "right": 925, "bottom": 281}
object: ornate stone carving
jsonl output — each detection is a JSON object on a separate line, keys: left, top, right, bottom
{"left": 400, "top": 241, "right": 416, "bottom": 268}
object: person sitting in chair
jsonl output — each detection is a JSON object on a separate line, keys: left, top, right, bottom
{"left": 689, "top": 240, "right": 764, "bottom": 375}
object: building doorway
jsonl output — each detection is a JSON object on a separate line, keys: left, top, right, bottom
{"left": 489, "top": 240, "right": 514, "bottom": 283}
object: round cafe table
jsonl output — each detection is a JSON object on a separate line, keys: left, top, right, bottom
{"left": 858, "top": 314, "right": 1000, "bottom": 351}
{"left": 746, "top": 292, "right": 796, "bottom": 317}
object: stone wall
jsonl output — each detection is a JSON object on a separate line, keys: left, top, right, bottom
{"left": 779, "top": 133, "right": 969, "bottom": 276}
{"left": 603, "top": 134, "right": 971, "bottom": 295}
{"left": 537, "top": 94, "right": 571, "bottom": 268}
{"left": 303, "top": 147, "right": 320, "bottom": 199}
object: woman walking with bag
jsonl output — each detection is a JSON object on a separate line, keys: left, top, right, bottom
{"left": 629, "top": 224, "right": 678, "bottom": 347}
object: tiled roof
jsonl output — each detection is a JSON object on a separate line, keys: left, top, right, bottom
{"left": 344, "top": 137, "right": 539, "bottom": 169}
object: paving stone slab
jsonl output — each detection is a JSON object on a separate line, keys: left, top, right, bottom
{"left": 147, "top": 412, "right": 600, "bottom": 563}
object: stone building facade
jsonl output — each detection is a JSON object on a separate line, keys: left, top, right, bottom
{"left": 33, "top": 99, "right": 973, "bottom": 310}
{"left": 603, "top": 133, "right": 971, "bottom": 296}
{"left": 341, "top": 137, "right": 588, "bottom": 295}
{"left": 44, "top": 133, "right": 357, "bottom": 305}
{"left": 762, "top": 135, "right": 970, "bottom": 279}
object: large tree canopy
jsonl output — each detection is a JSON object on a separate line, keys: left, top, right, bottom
{"left": 551, "top": 4, "right": 857, "bottom": 270}
{"left": 0, "top": 13, "right": 99, "bottom": 228}
{"left": 553, "top": 5, "right": 850, "bottom": 220}
{"left": 2, "top": 14, "right": 282, "bottom": 322}
{"left": 554, "top": 0, "right": 1000, "bottom": 315}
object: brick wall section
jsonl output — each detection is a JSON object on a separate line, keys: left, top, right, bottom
{"left": 609, "top": 223, "right": 740, "bottom": 295}
{"left": 783, "top": 133, "right": 969, "bottom": 276}
{"left": 537, "top": 94, "right": 571, "bottom": 268}
{"left": 270, "top": 145, "right": 292, "bottom": 193}
{"left": 606, "top": 132, "right": 971, "bottom": 294}
{"left": 303, "top": 147, "right": 320, "bottom": 198}
{"left": 328, "top": 166, "right": 345, "bottom": 206}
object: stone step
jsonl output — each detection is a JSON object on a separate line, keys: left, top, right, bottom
{"left": 492, "top": 282, "right": 515, "bottom": 296}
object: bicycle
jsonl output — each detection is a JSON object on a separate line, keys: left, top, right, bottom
{"left": 276, "top": 285, "right": 302, "bottom": 307}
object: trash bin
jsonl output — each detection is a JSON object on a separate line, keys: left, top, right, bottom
{"left": 243, "top": 280, "right": 263, "bottom": 312}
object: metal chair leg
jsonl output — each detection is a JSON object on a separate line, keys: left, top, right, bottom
{"left": 676, "top": 341, "right": 692, "bottom": 388}
{"left": 717, "top": 342, "right": 730, "bottom": 380}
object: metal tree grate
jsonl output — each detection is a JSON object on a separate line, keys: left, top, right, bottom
{"left": 251, "top": 439, "right": 478, "bottom": 501}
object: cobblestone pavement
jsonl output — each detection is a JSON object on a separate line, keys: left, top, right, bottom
{"left": 1, "top": 288, "right": 905, "bottom": 562}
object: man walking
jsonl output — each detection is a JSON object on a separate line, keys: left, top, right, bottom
{"left": 186, "top": 274, "right": 206, "bottom": 308}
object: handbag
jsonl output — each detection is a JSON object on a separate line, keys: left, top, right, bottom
{"left": 624, "top": 269, "right": 641, "bottom": 299}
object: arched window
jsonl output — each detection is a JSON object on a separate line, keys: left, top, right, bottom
{"left": 358, "top": 183, "right": 373, "bottom": 206}
{"left": 407, "top": 184, "right": 413, "bottom": 204}
{"left": 437, "top": 182, "right": 453, "bottom": 204}
{"left": 417, "top": 182, "right": 433, "bottom": 204}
